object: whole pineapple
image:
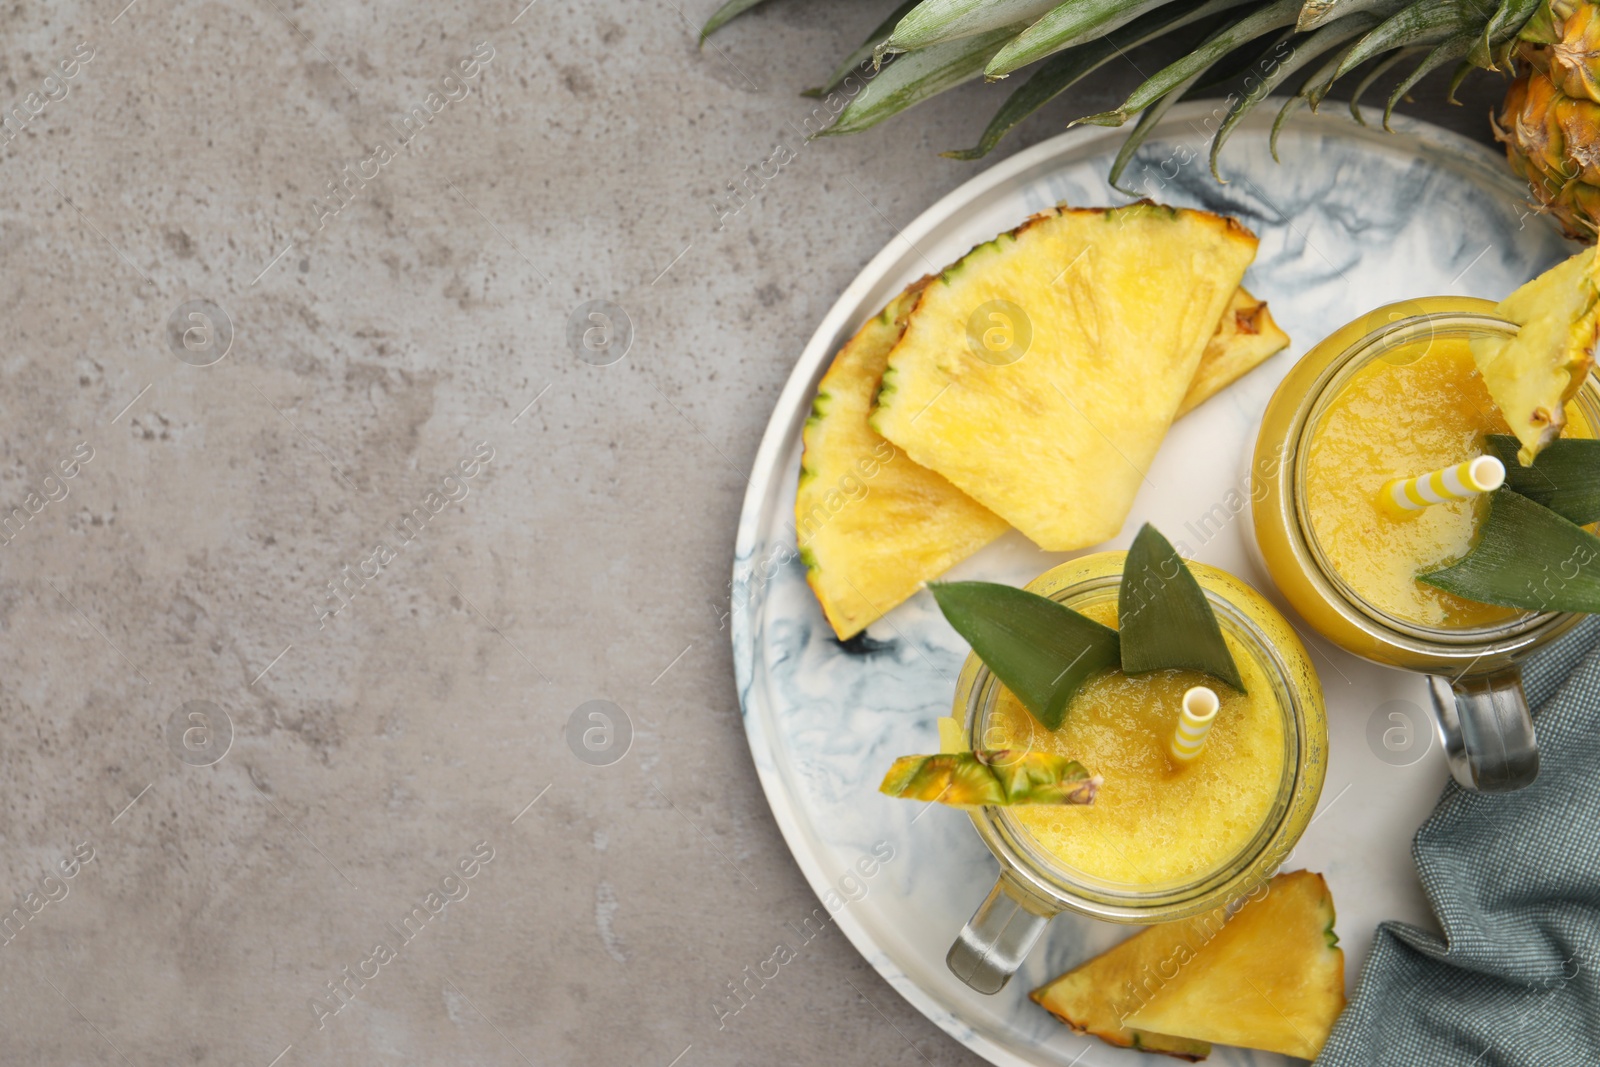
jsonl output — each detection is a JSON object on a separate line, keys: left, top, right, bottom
{"left": 1497, "top": 0, "right": 1600, "bottom": 239}
{"left": 703, "top": 0, "right": 1600, "bottom": 243}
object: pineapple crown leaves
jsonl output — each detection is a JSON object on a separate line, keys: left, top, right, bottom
{"left": 929, "top": 580, "right": 1121, "bottom": 731}
{"left": 1381, "top": 33, "right": 1478, "bottom": 125}
{"left": 699, "top": 0, "right": 1552, "bottom": 172}
{"left": 928, "top": 525, "right": 1242, "bottom": 732}
{"left": 1208, "top": 16, "right": 1383, "bottom": 179}
{"left": 1485, "top": 434, "right": 1600, "bottom": 522}
{"left": 1118, "top": 524, "right": 1246, "bottom": 690}
{"left": 1416, "top": 433, "right": 1600, "bottom": 612}
{"left": 1420, "top": 485, "right": 1600, "bottom": 613}
{"left": 813, "top": 0, "right": 921, "bottom": 96}
{"left": 944, "top": 0, "right": 1230, "bottom": 160}
{"left": 1332, "top": 0, "right": 1482, "bottom": 82}
{"left": 1470, "top": 0, "right": 1543, "bottom": 68}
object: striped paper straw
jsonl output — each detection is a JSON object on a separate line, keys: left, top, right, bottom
{"left": 1170, "top": 686, "right": 1220, "bottom": 764}
{"left": 1379, "top": 456, "right": 1505, "bottom": 517}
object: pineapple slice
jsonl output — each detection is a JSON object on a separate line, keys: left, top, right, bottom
{"left": 1032, "top": 912, "right": 1222, "bottom": 1060}
{"left": 879, "top": 750, "right": 1101, "bottom": 807}
{"left": 1125, "top": 870, "right": 1346, "bottom": 1060}
{"left": 799, "top": 280, "right": 1283, "bottom": 640}
{"left": 871, "top": 202, "right": 1259, "bottom": 551}
{"left": 1178, "top": 288, "right": 1289, "bottom": 417}
{"left": 1471, "top": 246, "right": 1600, "bottom": 465}
{"left": 798, "top": 278, "right": 1010, "bottom": 640}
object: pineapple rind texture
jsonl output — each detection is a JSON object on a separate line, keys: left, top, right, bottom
{"left": 870, "top": 201, "right": 1259, "bottom": 552}
{"left": 1499, "top": 0, "right": 1600, "bottom": 240}
{"left": 1124, "top": 870, "right": 1347, "bottom": 1061}
{"left": 878, "top": 750, "right": 1101, "bottom": 807}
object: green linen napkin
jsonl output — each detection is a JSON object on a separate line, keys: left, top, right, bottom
{"left": 1316, "top": 617, "right": 1600, "bottom": 1066}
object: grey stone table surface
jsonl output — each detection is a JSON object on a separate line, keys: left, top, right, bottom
{"left": 0, "top": 2, "right": 1514, "bottom": 1064}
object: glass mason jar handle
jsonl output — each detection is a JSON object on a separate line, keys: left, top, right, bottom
{"left": 946, "top": 875, "right": 1054, "bottom": 994}
{"left": 1427, "top": 669, "right": 1539, "bottom": 793}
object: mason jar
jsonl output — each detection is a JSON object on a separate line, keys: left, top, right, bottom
{"left": 1251, "top": 296, "right": 1600, "bottom": 794}
{"left": 944, "top": 552, "right": 1327, "bottom": 994}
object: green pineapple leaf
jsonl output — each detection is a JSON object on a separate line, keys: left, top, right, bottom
{"left": 946, "top": 0, "right": 1227, "bottom": 161}
{"left": 703, "top": 0, "right": 1554, "bottom": 187}
{"left": 699, "top": 0, "right": 779, "bottom": 42}
{"left": 1447, "top": 56, "right": 1476, "bottom": 101}
{"left": 1382, "top": 32, "right": 1474, "bottom": 128}
{"left": 1485, "top": 435, "right": 1600, "bottom": 525}
{"left": 1075, "top": 0, "right": 1300, "bottom": 127}
{"left": 828, "top": 25, "right": 1024, "bottom": 136}
{"left": 1108, "top": 69, "right": 1205, "bottom": 191}
{"left": 813, "top": 0, "right": 922, "bottom": 96}
{"left": 1471, "top": 0, "right": 1542, "bottom": 69}
{"left": 984, "top": 0, "right": 1255, "bottom": 78}
{"left": 1271, "top": 94, "right": 1309, "bottom": 157}
{"left": 879, "top": 750, "right": 1101, "bottom": 807}
{"left": 1300, "top": 0, "right": 1402, "bottom": 31}
{"left": 1420, "top": 489, "right": 1600, "bottom": 613}
{"left": 1118, "top": 524, "right": 1245, "bottom": 691}
{"left": 984, "top": 0, "right": 1162, "bottom": 78}
{"left": 1345, "top": 47, "right": 1421, "bottom": 121}
{"left": 1273, "top": 39, "right": 1355, "bottom": 151}
{"left": 947, "top": 31, "right": 1141, "bottom": 160}
{"left": 1335, "top": 0, "right": 1480, "bottom": 80}
{"left": 1517, "top": 0, "right": 1560, "bottom": 43}
{"left": 882, "top": 0, "right": 1062, "bottom": 55}
{"left": 929, "top": 580, "right": 1120, "bottom": 731}
{"left": 1305, "top": 0, "right": 1422, "bottom": 112}
{"left": 1209, "top": 16, "right": 1379, "bottom": 180}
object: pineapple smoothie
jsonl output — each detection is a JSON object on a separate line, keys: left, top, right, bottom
{"left": 935, "top": 550, "right": 1324, "bottom": 997}
{"left": 1303, "top": 334, "right": 1591, "bottom": 629}
{"left": 1252, "top": 294, "right": 1600, "bottom": 794}
{"left": 986, "top": 602, "right": 1288, "bottom": 886}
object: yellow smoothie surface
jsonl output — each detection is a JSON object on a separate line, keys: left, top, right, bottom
{"left": 985, "top": 602, "right": 1287, "bottom": 886}
{"left": 1304, "top": 335, "right": 1586, "bottom": 629}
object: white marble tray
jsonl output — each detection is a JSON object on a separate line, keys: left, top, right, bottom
{"left": 731, "top": 102, "right": 1572, "bottom": 1067}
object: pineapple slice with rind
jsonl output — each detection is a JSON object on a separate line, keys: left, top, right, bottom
{"left": 1178, "top": 288, "right": 1289, "bottom": 417}
{"left": 799, "top": 280, "right": 1284, "bottom": 640}
{"left": 1472, "top": 246, "right": 1600, "bottom": 465}
{"left": 798, "top": 278, "right": 1009, "bottom": 641}
{"left": 1125, "top": 870, "right": 1346, "bottom": 1061}
{"left": 878, "top": 750, "right": 1101, "bottom": 808}
{"left": 870, "top": 201, "right": 1259, "bottom": 551}
{"left": 1032, "top": 912, "right": 1221, "bottom": 1060}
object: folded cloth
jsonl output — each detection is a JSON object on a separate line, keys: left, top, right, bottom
{"left": 1316, "top": 617, "right": 1600, "bottom": 1067}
